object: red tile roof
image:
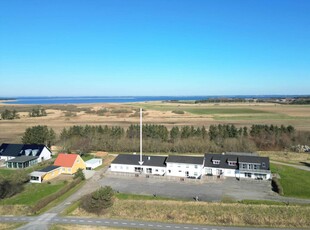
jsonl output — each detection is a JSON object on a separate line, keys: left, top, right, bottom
{"left": 54, "top": 153, "right": 78, "bottom": 168}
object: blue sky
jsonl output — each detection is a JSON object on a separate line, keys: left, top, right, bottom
{"left": 0, "top": 0, "right": 309, "bottom": 96}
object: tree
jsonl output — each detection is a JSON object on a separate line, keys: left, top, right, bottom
{"left": 22, "top": 125, "right": 56, "bottom": 147}
{"left": 1, "top": 109, "right": 19, "bottom": 120}
{"left": 74, "top": 168, "right": 85, "bottom": 180}
{"left": 80, "top": 186, "right": 114, "bottom": 215}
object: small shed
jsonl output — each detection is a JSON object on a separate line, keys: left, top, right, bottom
{"left": 85, "top": 158, "right": 102, "bottom": 170}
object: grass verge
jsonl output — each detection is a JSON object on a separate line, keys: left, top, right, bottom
{"left": 0, "top": 223, "right": 25, "bottom": 230}
{"left": 271, "top": 163, "right": 310, "bottom": 199}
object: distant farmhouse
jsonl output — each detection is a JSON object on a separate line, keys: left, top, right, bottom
{"left": 111, "top": 152, "right": 271, "bottom": 180}
{"left": 0, "top": 143, "right": 52, "bottom": 169}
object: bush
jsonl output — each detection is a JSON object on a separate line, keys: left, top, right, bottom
{"left": 172, "top": 110, "right": 185, "bottom": 114}
{"left": 74, "top": 168, "right": 85, "bottom": 180}
{"left": 80, "top": 186, "right": 114, "bottom": 215}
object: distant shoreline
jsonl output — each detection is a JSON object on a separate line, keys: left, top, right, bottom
{"left": 1, "top": 95, "right": 309, "bottom": 105}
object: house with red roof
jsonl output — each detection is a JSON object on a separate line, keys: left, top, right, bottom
{"left": 54, "top": 153, "right": 86, "bottom": 174}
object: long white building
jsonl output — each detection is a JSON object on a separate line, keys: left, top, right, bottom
{"left": 110, "top": 152, "right": 271, "bottom": 180}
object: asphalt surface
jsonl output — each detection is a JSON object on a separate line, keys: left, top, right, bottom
{"left": 0, "top": 215, "right": 302, "bottom": 230}
{"left": 101, "top": 172, "right": 310, "bottom": 204}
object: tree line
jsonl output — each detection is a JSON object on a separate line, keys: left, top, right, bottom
{"left": 21, "top": 123, "right": 309, "bottom": 153}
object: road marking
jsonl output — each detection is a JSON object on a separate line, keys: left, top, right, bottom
{"left": 175, "top": 227, "right": 180, "bottom": 229}
{"left": 88, "top": 220, "right": 93, "bottom": 223}
{"left": 166, "top": 225, "right": 171, "bottom": 228}
{"left": 113, "top": 221, "right": 119, "bottom": 224}
{"left": 193, "top": 228, "right": 199, "bottom": 230}
{"left": 54, "top": 218, "right": 59, "bottom": 221}
{"left": 105, "top": 221, "right": 110, "bottom": 224}
{"left": 148, "top": 224, "right": 153, "bottom": 226}
{"left": 96, "top": 221, "right": 101, "bottom": 223}
{"left": 79, "top": 220, "right": 84, "bottom": 222}
{"left": 184, "top": 227, "right": 189, "bottom": 229}
{"left": 157, "top": 225, "right": 162, "bottom": 227}
{"left": 139, "top": 223, "right": 145, "bottom": 226}
{"left": 122, "top": 222, "right": 127, "bottom": 225}
{"left": 71, "top": 219, "right": 75, "bottom": 222}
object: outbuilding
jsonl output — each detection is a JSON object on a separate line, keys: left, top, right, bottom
{"left": 85, "top": 158, "right": 103, "bottom": 170}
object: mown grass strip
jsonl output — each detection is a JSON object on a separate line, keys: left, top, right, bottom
{"left": 271, "top": 163, "right": 310, "bottom": 199}
{"left": 0, "top": 182, "right": 65, "bottom": 205}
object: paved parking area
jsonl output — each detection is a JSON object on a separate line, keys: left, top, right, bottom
{"left": 99, "top": 173, "right": 277, "bottom": 202}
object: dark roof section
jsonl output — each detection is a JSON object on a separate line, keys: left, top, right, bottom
{"left": 7, "top": 156, "right": 38, "bottom": 163}
{"left": 111, "top": 154, "right": 167, "bottom": 167}
{"left": 204, "top": 153, "right": 270, "bottom": 170}
{"left": 238, "top": 155, "right": 270, "bottom": 170}
{"left": 0, "top": 143, "right": 48, "bottom": 157}
{"left": 166, "top": 155, "right": 204, "bottom": 165}
{"left": 39, "top": 165, "right": 60, "bottom": 172}
{"left": 225, "top": 152, "right": 258, "bottom": 156}
{"left": 204, "top": 154, "right": 238, "bottom": 169}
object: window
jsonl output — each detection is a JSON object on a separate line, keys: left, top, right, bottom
{"left": 254, "top": 164, "right": 259, "bottom": 170}
{"left": 194, "top": 165, "right": 198, "bottom": 169}
{"left": 155, "top": 169, "right": 158, "bottom": 172}
{"left": 168, "top": 170, "right": 171, "bottom": 173}
{"left": 212, "top": 160, "right": 220, "bottom": 165}
{"left": 68, "top": 168, "right": 71, "bottom": 172}
{"left": 262, "top": 162, "right": 266, "bottom": 168}
{"left": 77, "top": 159, "right": 80, "bottom": 163}
{"left": 194, "top": 172, "right": 198, "bottom": 176}
{"left": 179, "top": 170, "right": 182, "bottom": 173}
{"left": 228, "top": 161, "right": 237, "bottom": 166}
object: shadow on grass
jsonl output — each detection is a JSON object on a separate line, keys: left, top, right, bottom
{"left": 300, "top": 161, "right": 310, "bottom": 168}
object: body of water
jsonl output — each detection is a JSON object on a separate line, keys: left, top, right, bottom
{"left": 0, "top": 95, "right": 306, "bottom": 105}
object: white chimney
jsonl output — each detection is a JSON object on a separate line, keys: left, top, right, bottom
{"left": 148, "top": 156, "right": 151, "bottom": 160}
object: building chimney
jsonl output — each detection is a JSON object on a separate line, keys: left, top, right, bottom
{"left": 148, "top": 156, "right": 151, "bottom": 160}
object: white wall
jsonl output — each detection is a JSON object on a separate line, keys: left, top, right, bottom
{"left": 166, "top": 162, "right": 203, "bottom": 178}
{"left": 111, "top": 163, "right": 166, "bottom": 176}
{"left": 37, "top": 147, "right": 52, "bottom": 163}
{"left": 236, "top": 171, "right": 271, "bottom": 180}
{"left": 86, "top": 159, "right": 103, "bottom": 169}
{"left": 0, "top": 156, "right": 15, "bottom": 161}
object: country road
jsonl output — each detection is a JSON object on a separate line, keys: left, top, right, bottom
{"left": 0, "top": 215, "right": 302, "bottom": 230}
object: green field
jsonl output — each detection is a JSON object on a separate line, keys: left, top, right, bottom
{"left": 136, "top": 104, "right": 272, "bottom": 115}
{"left": 271, "top": 163, "right": 310, "bottom": 199}
{"left": 0, "top": 182, "right": 65, "bottom": 205}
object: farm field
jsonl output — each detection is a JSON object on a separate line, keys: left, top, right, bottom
{"left": 0, "top": 102, "right": 310, "bottom": 143}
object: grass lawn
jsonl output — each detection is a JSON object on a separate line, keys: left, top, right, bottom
{"left": 0, "top": 168, "right": 15, "bottom": 177}
{"left": 271, "top": 163, "right": 310, "bottom": 199}
{"left": 0, "top": 181, "right": 66, "bottom": 206}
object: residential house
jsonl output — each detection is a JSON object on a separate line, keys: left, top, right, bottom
{"left": 29, "top": 165, "right": 61, "bottom": 183}
{"left": 54, "top": 153, "right": 86, "bottom": 174}
{"left": 236, "top": 155, "right": 271, "bottom": 180}
{"left": 165, "top": 155, "right": 205, "bottom": 179}
{"left": 204, "top": 153, "right": 271, "bottom": 180}
{"left": 111, "top": 154, "right": 167, "bottom": 175}
{"left": 204, "top": 153, "right": 238, "bottom": 177}
{"left": 0, "top": 143, "right": 52, "bottom": 163}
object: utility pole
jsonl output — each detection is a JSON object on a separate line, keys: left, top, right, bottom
{"left": 138, "top": 108, "right": 144, "bottom": 165}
